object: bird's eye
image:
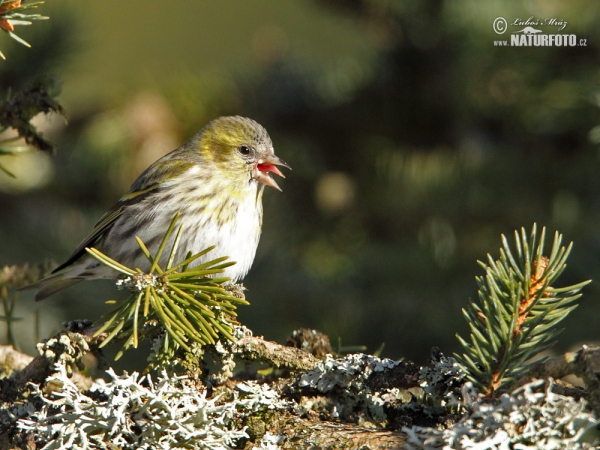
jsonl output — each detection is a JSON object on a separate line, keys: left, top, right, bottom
{"left": 239, "top": 145, "right": 251, "bottom": 155}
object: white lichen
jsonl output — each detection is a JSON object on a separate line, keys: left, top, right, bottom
{"left": 298, "top": 353, "right": 409, "bottom": 424}
{"left": 208, "top": 326, "right": 253, "bottom": 384}
{"left": 298, "top": 353, "right": 400, "bottom": 393}
{"left": 403, "top": 379, "right": 600, "bottom": 449}
{"left": 116, "top": 273, "right": 162, "bottom": 293}
{"left": 254, "top": 432, "right": 283, "bottom": 449}
{"left": 419, "top": 352, "right": 466, "bottom": 411}
{"left": 36, "top": 332, "right": 90, "bottom": 376}
{"left": 14, "top": 346, "right": 599, "bottom": 450}
{"left": 17, "top": 363, "right": 289, "bottom": 450}
{"left": 236, "top": 381, "right": 291, "bottom": 412}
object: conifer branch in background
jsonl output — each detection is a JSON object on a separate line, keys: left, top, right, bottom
{"left": 455, "top": 225, "right": 590, "bottom": 397}
{"left": 0, "top": 0, "right": 48, "bottom": 60}
{"left": 0, "top": 76, "right": 65, "bottom": 176}
{"left": 0, "top": 2, "right": 58, "bottom": 176}
{"left": 0, "top": 261, "right": 54, "bottom": 350}
{"left": 88, "top": 213, "right": 250, "bottom": 363}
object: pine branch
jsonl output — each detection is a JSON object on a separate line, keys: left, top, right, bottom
{"left": 0, "top": 76, "right": 65, "bottom": 161}
{"left": 455, "top": 225, "right": 590, "bottom": 397}
{"left": 0, "top": 0, "right": 48, "bottom": 60}
{"left": 87, "top": 213, "right": 250, "bottom": 363}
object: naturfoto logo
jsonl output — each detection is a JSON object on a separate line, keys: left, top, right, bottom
{"left": 493, "top": 16, "right": 586, "bottom": 48}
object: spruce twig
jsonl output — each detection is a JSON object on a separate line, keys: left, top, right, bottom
{"left": 455, "top": 225, "right": 590, "bottom": 396}
{"left": 0, "top": 0, "right": 48, "bottom": 60}
{"left": 86, "top": 213, "right": 249, "bottom": 363}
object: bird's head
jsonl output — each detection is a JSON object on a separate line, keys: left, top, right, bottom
{"left": 197, "top": 116, "right": 290, "bottom": 191}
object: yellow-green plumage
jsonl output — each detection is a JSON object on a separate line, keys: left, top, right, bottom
{"left": 24, "top": 116, "right": 289, "bottom": 301}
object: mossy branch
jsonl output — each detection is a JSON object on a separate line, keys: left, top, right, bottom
{"left": 86, "top": 212, "right": 249, "bottom": 362}
{"left": 455, "top": 225, "right": 590, "bottom": 397}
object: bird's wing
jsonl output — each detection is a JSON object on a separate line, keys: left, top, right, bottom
{"left": 51, "top": 183, "right": 160, "bottom": 274}
{"left": 52, "top": 154, "right": 196, "bottom": 274}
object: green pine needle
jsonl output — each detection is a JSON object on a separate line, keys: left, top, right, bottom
{"left": 86, "top": 212, "right": 249, "bottom": 362}
{"left": 0, "top": 0, "right": 48, "bottom": 59}
{"left": 454, "top": 224, "right": 590, "bottom": 397}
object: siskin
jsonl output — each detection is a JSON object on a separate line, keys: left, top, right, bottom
{"left": 24, "top": 116, "right": 289, "bottom": 301}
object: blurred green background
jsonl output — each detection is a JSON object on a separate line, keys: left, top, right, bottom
{"left": 1, "top": 0, "right": 599, "bottom": 365}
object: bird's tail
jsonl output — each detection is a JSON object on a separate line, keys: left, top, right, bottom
{"left": 19, "top": 273, "right": 83, "bottom": 301}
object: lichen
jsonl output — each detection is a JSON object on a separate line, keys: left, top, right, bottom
{"left": 15, "top": 363, "right": 291, "bottom": 450}
{"left": 418, "top": 350, "right": 466, "bottom": 412}
{"left": 36, "top": 331, "right": 90, "bottom": 376}
{"left": 253, "top": 432, "right": 283, "bottom": 449}
{"left": 7, "top": 339, "right": 599, "bottom": 449}
{"left": 298, "top": 353, "right": 401, "bottom": 393}
{"left": 116, "top": 272, "right": 168, "bottom": 294}
{"left": 298, "top": 353, "right": 419, "bottom": 425}
{"left": 403, "top": 378, "right": 600, "bottom": 449}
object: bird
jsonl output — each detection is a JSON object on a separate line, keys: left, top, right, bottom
{"left": 23, "top": 116, "right": 289, "bottom": 301}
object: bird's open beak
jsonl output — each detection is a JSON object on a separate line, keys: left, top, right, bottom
{"left": 253, "top": 155, "right": 291, "bottom": 191}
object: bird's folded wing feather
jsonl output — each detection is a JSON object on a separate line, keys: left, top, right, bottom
{"left": 51, "top": 183, "right": 160, "bottom": 273}
{"left": 51, "top": 155, "right": 196, "bottom": 274}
